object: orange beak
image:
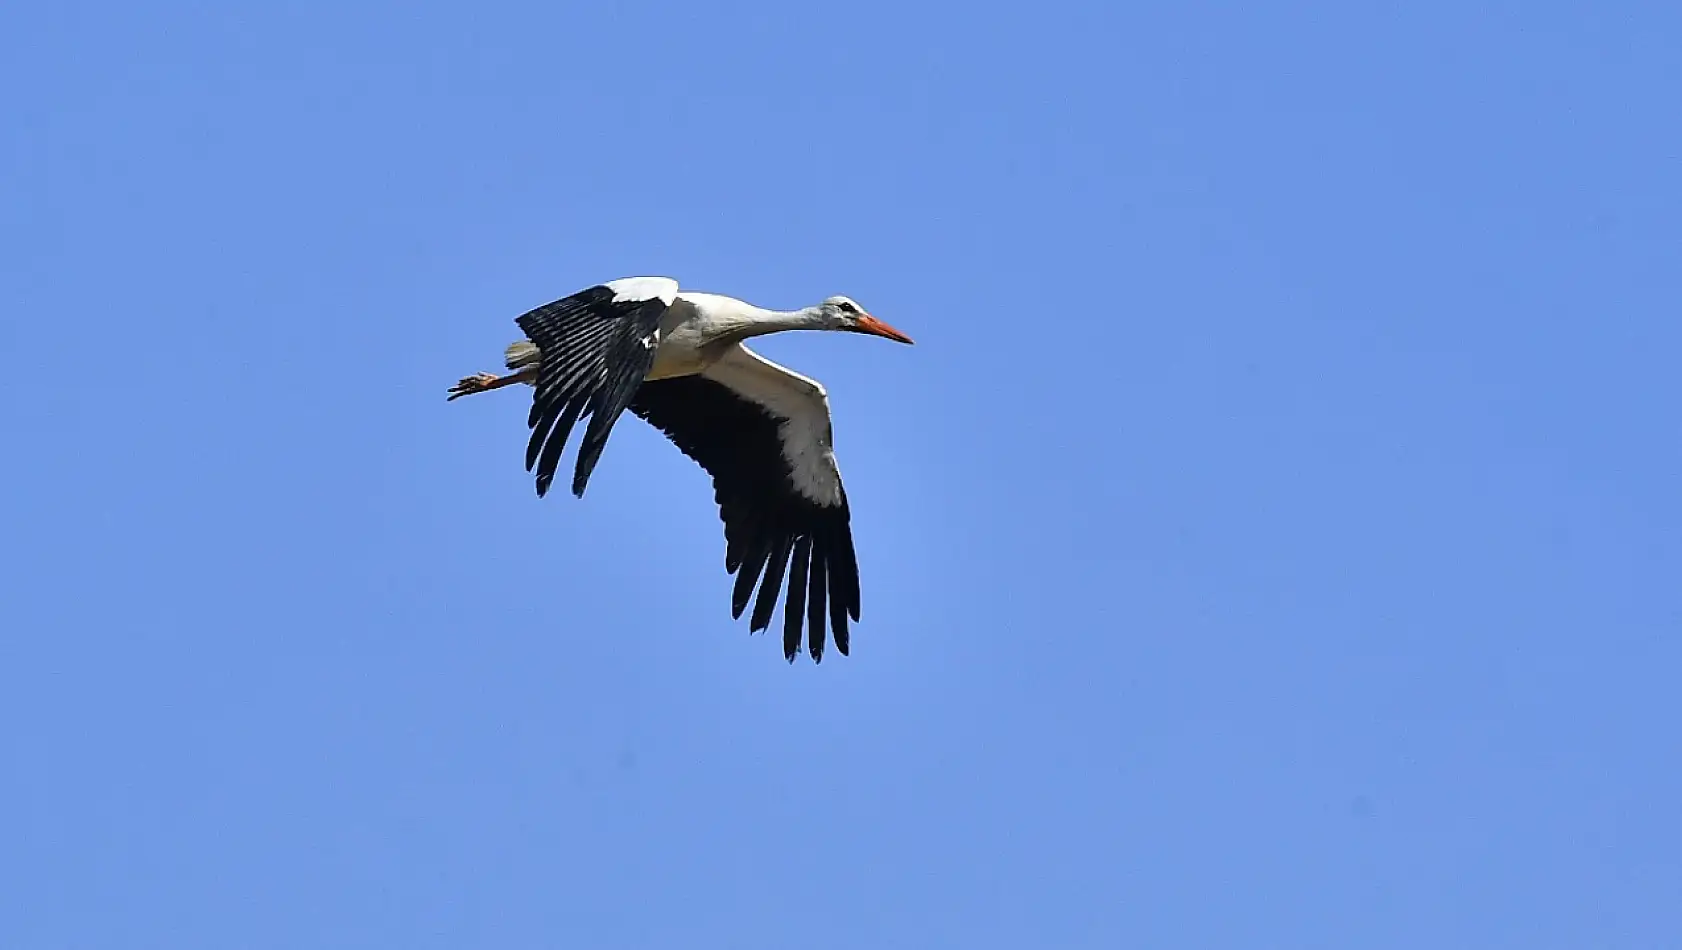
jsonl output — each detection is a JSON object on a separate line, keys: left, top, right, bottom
{"left": 853, "top": 314, "right": 916, "bottom": 345}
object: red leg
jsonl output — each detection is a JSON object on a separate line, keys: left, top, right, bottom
{"left": 446, "top": 366, "right": 537, "bottom": 401}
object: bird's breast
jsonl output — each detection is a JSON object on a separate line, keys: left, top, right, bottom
{"left": 644, "top": 322, "right": 716, "bottom": 380}
{"left": 646, "top": 349, "right": 707, "bottom": 380}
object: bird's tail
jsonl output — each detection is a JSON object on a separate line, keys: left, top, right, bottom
{"left": 504, "top": 340, "right": 541, "bottom": 372}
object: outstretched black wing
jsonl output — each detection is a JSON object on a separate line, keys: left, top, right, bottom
{"left": 516, "top": 277, "right": 678, "bottom": 498}
{"left": 629, "top": 345, "right": 861, "bottom": 663}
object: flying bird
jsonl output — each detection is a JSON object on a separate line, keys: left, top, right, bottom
{"left": 447, "top": 276, "right": 914, "bottom": 662}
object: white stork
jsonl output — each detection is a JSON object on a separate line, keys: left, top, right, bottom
{"left": 447, "top": 276, "right": 915, "bottom": 662}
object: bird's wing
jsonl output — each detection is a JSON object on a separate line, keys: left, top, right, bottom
{"left": 515, "top": 276, "right": 679, "bottom": 498}
{"left": 627, "top": 343, "right": 860, "bottom": 662}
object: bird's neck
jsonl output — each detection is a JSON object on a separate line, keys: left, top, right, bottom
{"left": 720, "top": 305, "right": 826, "bottom": 341}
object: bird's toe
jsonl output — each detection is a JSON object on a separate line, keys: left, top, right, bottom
{"left": 446, "top": 373, "right": 497, "bottom": 400}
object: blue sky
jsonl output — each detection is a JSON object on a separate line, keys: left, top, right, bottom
{"left": 3, "top": 1, "right": 1679, "bottom": 946}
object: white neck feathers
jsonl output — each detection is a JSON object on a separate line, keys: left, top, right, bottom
{"left": 688, "top": 294, "right": 826, "bottom": 344}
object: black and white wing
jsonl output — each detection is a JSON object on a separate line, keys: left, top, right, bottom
{"left": 628, "top": 344, "right": 862, "bottom": 662}
{"left": 515, "top": 276, "right": 679, "bottom": 498}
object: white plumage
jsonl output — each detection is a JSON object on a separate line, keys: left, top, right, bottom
{"left": 448, "top": 276, "right": 914, "bottom": 662}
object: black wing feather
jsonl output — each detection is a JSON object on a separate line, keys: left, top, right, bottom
{"left": 515, "top": 285, "right": 668, "bottom": 498}
{"left": 785, "top": 536, "right": 812, "bottom": 662}
{"left": 733, "top": 541, "right": 771, "bottom": 618}
{"left": 629, "top": 374, "right": 861, "bottom": 662}
{"left": 750, "top": 535, "right": 793, "bottom": 634}
{"left": 805, "top": 545, "right": 828, "bottom": 662}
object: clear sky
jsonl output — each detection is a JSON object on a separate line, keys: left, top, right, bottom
{"left": 3, "top": 1, "right": 1678, "bottom": 947}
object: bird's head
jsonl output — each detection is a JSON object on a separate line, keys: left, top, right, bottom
{"left": 818, "top": 296, "right": 915, "bottom": 344}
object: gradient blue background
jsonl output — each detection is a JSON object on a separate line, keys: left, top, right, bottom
{"left": 3, "top": 2, "right": 1678, "bottom": 947}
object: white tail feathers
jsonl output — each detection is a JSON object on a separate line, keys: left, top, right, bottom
{"left": 504, "top": 340, "right": 541, "bottom": 371}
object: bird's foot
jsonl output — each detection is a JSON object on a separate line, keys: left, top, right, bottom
{"left": 447, "top": 372, "right": 500, "bottom": 401}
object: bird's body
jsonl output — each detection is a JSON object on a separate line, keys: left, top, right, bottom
{"left": 448, "top": 276, "right": 914, "bottom": 662}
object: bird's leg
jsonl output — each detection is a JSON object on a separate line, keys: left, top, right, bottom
{"left": 446, "top": 367, "right": 537, "bottom": 401}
